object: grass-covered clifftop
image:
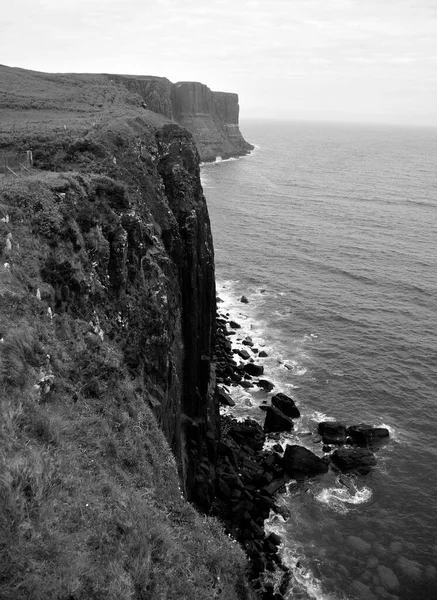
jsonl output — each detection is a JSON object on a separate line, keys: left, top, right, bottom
{"left": 0, "top": 65, "right": 253, "bottom": 599}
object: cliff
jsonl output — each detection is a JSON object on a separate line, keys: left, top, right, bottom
{"left": 108, "top": 75, "right": 254, "bottom": 161}
{"left": 0, "top": 65, "right": 253, "bottom": 599}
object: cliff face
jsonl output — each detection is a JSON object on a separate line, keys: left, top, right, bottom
{"left": 0, "top": 65, "right": 253, "bottom": 599}
{"left": 109, "top": 74, "right": 253, "bottom": 161}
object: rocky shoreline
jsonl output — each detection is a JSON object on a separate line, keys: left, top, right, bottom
{"left": 212, "top": 296, "right": 391, "bottom": 599}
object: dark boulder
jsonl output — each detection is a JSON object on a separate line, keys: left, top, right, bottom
{"left": 331, "top": 447, "right": 377, "bottom": 474}
{"left": 347, "top": 424, "right": 390, "bottom": 449}
{"left": 240, "top": 380, "right": 254, "bottom": 389}
{"left": 217, "top": 387, "right": 235, "bottom": 407}
{"left": 244, "top": 363, "right": 264, "bottom": 376}
{"left": 240, "top": 295, "right": 249, "bottom": 303}
{"left": 259, "top": 350, "right": 268, "bottom": 358}
{"left": 236, "top": 348, "right": 251, "bottom": 360}
{"left": 257, "top": 379, "right": 275, "bottom": 392}
{"left": 242, "top": 337, "right": 254, "bottom": 347}
{"left": 264, "top": 406, "right": 294, "bottom": 434}
{"left": 318, "top": 421, "right": 347, "bottom": 445}
{"left": 271, "top": 393, "right": 300, "bottom": 419}
{"left": 282, "top": 445, "right": 329, "bottom": 477}
{"left": 229, "top": 320, "right": 241, "bottom": 329}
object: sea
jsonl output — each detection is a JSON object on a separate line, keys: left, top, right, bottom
{"left": 200, "top": 120, "right": 437, "bottom": 600}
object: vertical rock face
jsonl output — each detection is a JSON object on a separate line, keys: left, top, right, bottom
{"left": 108, "top": 74, "right": 253, "bottom": 161}
{"left": 156, "top": 124, "right": 219, "bottom": 507}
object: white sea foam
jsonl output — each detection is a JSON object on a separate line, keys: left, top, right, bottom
{"left": 310, "top": 411, "right": 336, "bottom": 423}
{"left": 315, "top": 483, "right": 372, "bottom": 514}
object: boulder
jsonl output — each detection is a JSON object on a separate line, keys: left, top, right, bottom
{"left": 318, "top": 421, "right": 347, "bottom": 445}
{"left": 217, "top": 387, "right": 235, "bottom": 407}
{"left": 347, "top": 424, "right": 390, "bottom": 449}
{"left": 264, "top": 406, "right": 294, "bottom": 433}
{"left": 258, "top": 350, "right": 268, "bottom": 358}
{"left": 236, "top": 348, "right": 251, "bottom": 360}
{"left": 242, "top": 337, "right": 254, "bottom": 347}
{"left": 240, "top": 295, "right": 249, "bottom": 303}
{"left": 282, "top": 445, "right": 329, "bottom": 477}
{"left": 331, "top": 447, "right": 377, "bottom": 474}
{"left": 229, "top": 320, "right": 241, "bottom": 329}
{"left": 243, "top": 363, "right": 264, "bottom": 376}
{"left": 271, "top": 393, "right": 300, "bottom": 419}
{"left": 257, "top": 379, "right": 274, "bottom": 392}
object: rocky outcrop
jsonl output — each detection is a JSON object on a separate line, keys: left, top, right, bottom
{"left": 108, "top": 75, "right": 253, "bottom": 161}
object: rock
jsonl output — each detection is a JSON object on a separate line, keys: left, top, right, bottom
{"left": 228, "top": 419, "right": 265, "bottom": 452}
{"left": 331, "top": 447, "right": 377, "bottom": 474}
{"left": 258, "top": 350, "right": 268, "bottom": 357}
{"left": 347, "top": 535, "right": 371, "bottom": 553}
{"left": 396, "top": 556, "right": 421, "bottom": 580}
{"left": 240, "top": 295, "right": 249, "bottom": 303}
{"left": 282, "top": 445, "right": 329, "bottom": 477}
{"left": 236, "top": 348, "right": 251, "bottom": 360}
{"left": 347, "top": 424, "right": 390, "bottom": 449}
{"left": 376, "top": 565, "right": 399, "bottom": 591}
{"left": 389, "top": 541, "right": 403, "bottom": 554}
{"left": 242, "top": 338, "right": 254, "bottom": 346}
{"left": 351, "top": 580, "right": 376, "bottom": 600}
{"left": 240, "top": 380, "right": 254, "bottom": 389}
{"left": 272, "top": 444, "right": 283, "bottom": 453}
{"left": 229, "top": 320, "right": 241, "bottom": 329}
{"left": 271, "top": 393, "right": 300, "bottom": 418}
{"left": 264, "top": 406, "right": 294, "bottom": 434}
{"left": 322, "top": 445, "right": 332, "bottom": 453}
{"left": 243, "top": 363, "right": 264, "bottom": 376}
{"left": 217, "top": 387, "right": 235, "bottom": 406}
{"left": 263, "top": 478, "right": 287, "bottom": 496}
{"left": 267, "top": 532, "right": 282, "bottom": 547}
{"left": 373, "top": 543, "right": 388, "bottom": 559}
{"left": 318, "top": 421, "right": 347, "bottom": 445}
{"left": 257, "top": 379, "right": 274, "bottom": 392}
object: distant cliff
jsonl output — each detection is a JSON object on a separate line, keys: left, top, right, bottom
{"left": 108, "top": 74, "right": 254, "bottom": 161}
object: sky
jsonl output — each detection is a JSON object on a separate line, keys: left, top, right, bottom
{"left": 2, "top": 0, "right": 437, "bottom": 126}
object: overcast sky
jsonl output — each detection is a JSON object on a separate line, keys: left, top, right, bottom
{"left": 2, "top": 0, "right": 437, "bottom": 126}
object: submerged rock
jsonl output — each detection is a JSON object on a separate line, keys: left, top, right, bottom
{"left": 376, "top": 565, "right": 399, "bottom": 591}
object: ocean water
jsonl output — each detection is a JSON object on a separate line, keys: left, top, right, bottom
{"left": 200, "top": 120, "right": 437, "bottom": 600}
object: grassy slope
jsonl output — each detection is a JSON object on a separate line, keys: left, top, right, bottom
{"left": 0, "top": 66, "right": 252, "bottom": 600}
